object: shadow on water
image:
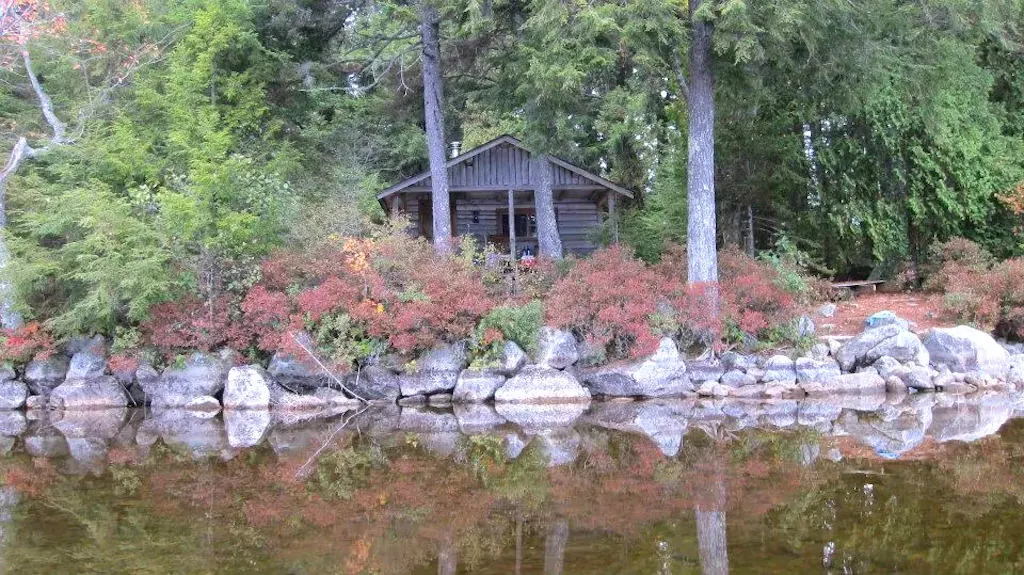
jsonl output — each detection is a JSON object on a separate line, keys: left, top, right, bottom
{"left": 2, "top": 390, "right": 1024, "bottom": 573}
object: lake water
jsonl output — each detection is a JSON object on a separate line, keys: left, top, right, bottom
{"left": 0, "top": 392, "right": 1023, "bottom": 574}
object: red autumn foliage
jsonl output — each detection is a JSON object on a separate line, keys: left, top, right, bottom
{"left": 139, "top": 296, "right": 246, "bottom": 356}
{"left": 546, "top": 245, "right": 671, "bottom": 359}
{"left": 717, "top": 248, "right": 799, "bottom": 334}
{"left": 239, "top": 286, "right": 293, "bottom": 352}
{"left": 923, "top": 238, "right": 1024, "bottom": 340}
{"left": 107, "top": 353, "right": 140, "bottom": 375}
{"left": 0, "top": 321, "right": 55, "bottom": 363}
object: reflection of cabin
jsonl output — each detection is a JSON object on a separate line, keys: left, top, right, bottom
{"left": 377, "top": 135, "right": 634, "bottom": 256}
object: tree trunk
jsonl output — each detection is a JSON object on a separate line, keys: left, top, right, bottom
{"left": 543, "top": 518, "right": 569, "bottom": 575}
{"left": 420, "top": 1, "right": 452, "bottom": 254}
{"left": 532, "top": 154, "right": 563, "bottom": 259}
{"left": 686, "top": 0, "right": 718, "bottom": 285}
{"left": 0, "top": 139, "right": 29, "bottom": 331}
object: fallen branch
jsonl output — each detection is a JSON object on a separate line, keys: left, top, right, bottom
{"left": 293, "top": 405, "right": 369, "bottom": 480}
{"left": 290, "top": 332, "right": 369, "bottom": 403}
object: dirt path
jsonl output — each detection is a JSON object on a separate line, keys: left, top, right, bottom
{"left": 817, "top": 292, "right": 952, "bottom": 337}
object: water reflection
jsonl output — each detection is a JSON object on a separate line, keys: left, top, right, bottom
{"left": 0, "top": 390, "right": 1024, "bottom": 573}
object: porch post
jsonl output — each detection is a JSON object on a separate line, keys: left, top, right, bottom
{"left": 507, "top": 189, "right": 517, "bottom": 259}
{"left": 608, "top": 191, "right": 619, "bottom": 244}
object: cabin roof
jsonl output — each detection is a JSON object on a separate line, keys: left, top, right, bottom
{"left": 377, "top": 135, "right": 635, "bottom": 200}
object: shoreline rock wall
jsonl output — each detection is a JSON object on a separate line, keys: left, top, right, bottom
{"left": 1, "top": 314, "right": 1022, "bottom": 412}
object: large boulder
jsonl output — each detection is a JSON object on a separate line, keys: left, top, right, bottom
{"left": 0, "top": 381, "right": 27, "bottom": 410}
{"left": 65, "top": 336, "right": 108, "bottom": 380}
{"left": 762, "top": 355, "right": 797, "bottom": 385}
{"left": 862, "top": 330, "right": 929, "bottom": 367}
{"left": 795, "top": 357, "right": 842, "bottom": 384}
{"left": 350, "top": 366, "right": 401, "bottom": 401}
{"left": 923, "top": 326, "right": 1010, "bottom": 375}
{"left": 494, "top": 366, "right": 591, "bottom": 403}
{"left": 500, "top": 341, "right": 529, "bottom": 375}
{"left": 835, "top": 324, "right": 904, "bottom": 372}
{"left": 24, "top": 356, "right": 70, "bottom": 394}
{"left": 146, "top": 352, "right": 229, "bottom": 408}
{"left": 49, "top": 376, "right": 128, "bottom": 410}
{"left": 267, "top": 351, "right": 324, "bottom": 390}
{"left": 535, "top": 327, "right": 579, "bottom": 370}
{"left": 0, "top": 364, "right": 15, "bottom": 382}
{"left": 66, "top": 350, "right": 108, "bottom": 381}
{"left": 720, "top": 369, "right": 757, "bottom": 388}
{"left": 452, "top": 370, "right": 507, "bottom": 403}
{"left": 687, "top": 361, "right": 725, "bottom": 384}
{"left": 223, "top": 365, "right": 271, "bottom": 410}
{"left": 399, "top": 372, "right": 458, "bottom": 397}
{"left": 581, "top": 338, "right": 691, "bottom": 398}
{"left": 417, "top": 342, "right": 469, "bottom": 372}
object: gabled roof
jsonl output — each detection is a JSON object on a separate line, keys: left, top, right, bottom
{"left": 377, "top": 134, "right": 634, "bottom": 199}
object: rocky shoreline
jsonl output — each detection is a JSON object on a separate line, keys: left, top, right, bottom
{"left": 1, "top": 312, "right": 1023, "bottom": 414}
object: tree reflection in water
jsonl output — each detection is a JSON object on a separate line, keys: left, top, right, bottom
{"left": 0, "top": 394, "right": 1020, "bottom": 573}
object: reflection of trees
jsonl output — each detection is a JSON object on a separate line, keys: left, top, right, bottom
{"left": 544, "top": 518, "right": 569, "bottom": 575}
{"left": 0, "top": 423, "right": 828, "bottom": 573}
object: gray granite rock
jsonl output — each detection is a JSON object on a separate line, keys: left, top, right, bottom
{"left": 452, "top": 370, "right": 506, "bottom": 403}
{"left": 494, "top": 366, "right": 590, "bottom": 403}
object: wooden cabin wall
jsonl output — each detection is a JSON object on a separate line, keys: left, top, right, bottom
{"left": 451, "top": 191, "right": 602, "bottom": 255}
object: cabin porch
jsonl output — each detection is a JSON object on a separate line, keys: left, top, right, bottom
{"left": 384, "top": 188, "right": 619, "bottom": 257}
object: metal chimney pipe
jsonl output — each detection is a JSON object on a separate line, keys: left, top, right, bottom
{"left": 449, "top": 141, "right": 461, "bottom": 158}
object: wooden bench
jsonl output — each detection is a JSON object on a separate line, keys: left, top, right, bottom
{"left": 831, "top": 279, "right": 885, "bottom": 295}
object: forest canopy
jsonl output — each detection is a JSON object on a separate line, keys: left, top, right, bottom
{"left": 2, "top": 0, "right": 1023, "bottom": 342}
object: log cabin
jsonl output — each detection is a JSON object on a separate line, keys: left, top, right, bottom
{"left": 377, "top": 135, "right": 634, "bottom": 257}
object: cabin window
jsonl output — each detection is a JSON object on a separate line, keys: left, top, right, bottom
{"left": 499, "top": 209, "right": 537, "bottom": 238}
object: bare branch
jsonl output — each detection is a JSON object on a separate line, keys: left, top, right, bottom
{"left": 291, "top": 332, "right": 369, "bottom": 403}
{"left": 21, "top": 49, "right": 66, "bottom": 144}
{"left": 671, "top": 49, "right": 689, "bottom": 102}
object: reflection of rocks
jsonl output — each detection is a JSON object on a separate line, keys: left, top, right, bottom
{"left": 504, "top": 432, "right": 529, "bottom": 459}
{"left": 64, "top": 438, "right": 110, "bottom": 474}
{"left": 52, "top": 408, "right": 127, "bottom": 439}
{"left": 398, "top": 407, "right": 460, "bottom": 433}
{"left": 495, "top": 402, "right": 588, "bottom": 432}
{"left": 834, "top": 403, "right": 932, "bottom": 458}
{"left": 928, "top": 395, "right": 1011, "bottom": 442}
{"left": 25, "top": 428, "right": 69, "bottom": 457}
{"left": 138, "top": 408, "right": 228, "bottom": 458}
{"left": 225, "top": 409, "right": 271, "bottom": 448}
{"left": 0, "top": 411, "right": 27, "bottom": 436}
{"left": 534, "top": 429, "right": 581, "bottom": 467}
{"left": 586, "top": 400, "right": 691, "bottom": 456}
{"left": 453, "top": 404, "right": 508, "bottom": 434}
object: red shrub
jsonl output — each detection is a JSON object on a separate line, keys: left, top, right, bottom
{"left": 546, "top": 246, "right": 671, "bottom": 359}
{"left": 107, "top": 353, "right": 141, "bottom": 375}
{"left": 0, "top": 321, "right": 56, "bottom": 363}
{"left": 717, "top": 248, "right": 799, "bottom": 334}
{"left": 140, "top": 296, "right": 239, "bottom": 356}
{"left": 239, "top": 286, "right": 293, "bottom": 351}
